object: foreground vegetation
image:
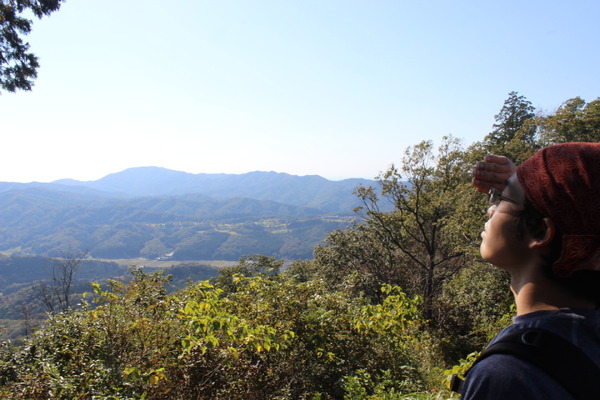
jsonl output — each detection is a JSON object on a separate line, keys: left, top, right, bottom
{"left": 0, "top": 93, "right": 598, "bottom": 398}
{"left": 0, "top": 263, "right": 455, "bottom": 399}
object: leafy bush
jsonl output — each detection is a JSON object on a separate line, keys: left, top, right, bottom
{"left": 0, "top": 265, "right": 443, "bottom": 399}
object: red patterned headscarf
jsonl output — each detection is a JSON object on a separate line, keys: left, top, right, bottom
{"left": 517, "top": 143, "right": 600, "bottom": 277}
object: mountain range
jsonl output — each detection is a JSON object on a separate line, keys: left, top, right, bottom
{"left": 51, "top": 167, "right": 373, "bottom": 212}
{"left": 0, "top": 167, "right": 378, "bottom": 261}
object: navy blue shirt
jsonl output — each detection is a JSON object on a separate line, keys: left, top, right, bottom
{"left": 461, "top": 309, "right": 600, "bottom": 399}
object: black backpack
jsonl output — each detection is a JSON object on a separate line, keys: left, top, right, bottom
{"left": 450, "top": 327, "right": 600, "bottom": 399}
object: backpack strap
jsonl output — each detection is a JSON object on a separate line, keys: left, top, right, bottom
{"left": 451, "top": 327, "right": 600, "bottom": 399}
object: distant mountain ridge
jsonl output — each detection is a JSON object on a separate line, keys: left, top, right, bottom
{"left": 52, "top": 167, "right": 373, "bottom": 213}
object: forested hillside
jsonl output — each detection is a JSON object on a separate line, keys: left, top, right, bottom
{"left": 0, "top": 177, "right": 360, "bottom": 260}
{"left": 0, "top": 94, "right": 598, "bottom": 399}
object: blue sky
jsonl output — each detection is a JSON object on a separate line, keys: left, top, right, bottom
{"left": 1, "top": 0, "right": 599, "bottom": 182}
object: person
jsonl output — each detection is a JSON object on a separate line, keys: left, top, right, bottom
{"left": 460, "top": 142, "right": 600, "bottom": 399}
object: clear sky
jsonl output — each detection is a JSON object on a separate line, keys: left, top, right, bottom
{"left": 1, "top": 0, "right": 599, "bottom": 183}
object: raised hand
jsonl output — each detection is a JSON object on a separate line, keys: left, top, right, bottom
{"left": 472, "top": 155, "right": 516, "bottom": 194}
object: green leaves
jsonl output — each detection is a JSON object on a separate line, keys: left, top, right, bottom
{"left": 443, "top": 351, "right": 479, "bottom": 389}
{"left": 537, "top": 97, "right": 600, "bottom": 145}
{"left": 354, "top": 285, "right": 422, "bottom": 339}
{"left": 178, "top": 278, "right": 294, "bottom": 357}
{"left": 351, "top": 136, "right": 473, "bottom": 321}
{"left": 0, "top": 256, "right": 445, "bottom": 399}
{"left": 0, "top": 0, "right": 64, "bottom": 93}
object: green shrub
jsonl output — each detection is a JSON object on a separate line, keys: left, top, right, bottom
{"left": 0, "top": 265, "right": 444, "bottom": 399}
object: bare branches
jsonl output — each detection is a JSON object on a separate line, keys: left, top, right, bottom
{"left": 34, "top": 249, "right": 88, "bottom": 314}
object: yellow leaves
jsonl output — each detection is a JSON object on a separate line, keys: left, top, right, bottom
{"left": 123, "top": 367, "right": 166, "bottom": 386}
{"left": 354, "top": 321, "right": 366, "bottom": 332}
{"left": 352, "top": 285, "right": 423, "bottom": 349}
{"left": 443, "top": 351, "right": 479, "bottom": 389}
{"left": 178, "top": 280, "right": 296, "bottom": 358}
{"left": 227, "top": 346, "right": 240, "bottom": 358}
{"left": 316, "top": 348, "right": 337, "bottom": 362}
{"left": 90, "top": 282, "right": 102, "bottom": 294}
{"left": 123, "top": 366, "right": 140, "bottom": 380}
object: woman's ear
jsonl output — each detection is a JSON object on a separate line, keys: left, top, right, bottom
{"left": 529, "top": 218, "right": 556, "bottom": 249}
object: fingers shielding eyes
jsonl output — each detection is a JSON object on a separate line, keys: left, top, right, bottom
{"left": 471, "top": 155, "right": 517, "bottom": 194}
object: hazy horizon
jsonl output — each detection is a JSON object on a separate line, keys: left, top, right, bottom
{"left": 1, "top": 1, "right": 598, "bottom": 183}
{"left": 3, "top": 165, "right": 377, "bottom": 184}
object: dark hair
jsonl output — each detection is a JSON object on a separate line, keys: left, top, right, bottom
{"left": 516, "top": 197, "right": 600, "bottom": 306}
